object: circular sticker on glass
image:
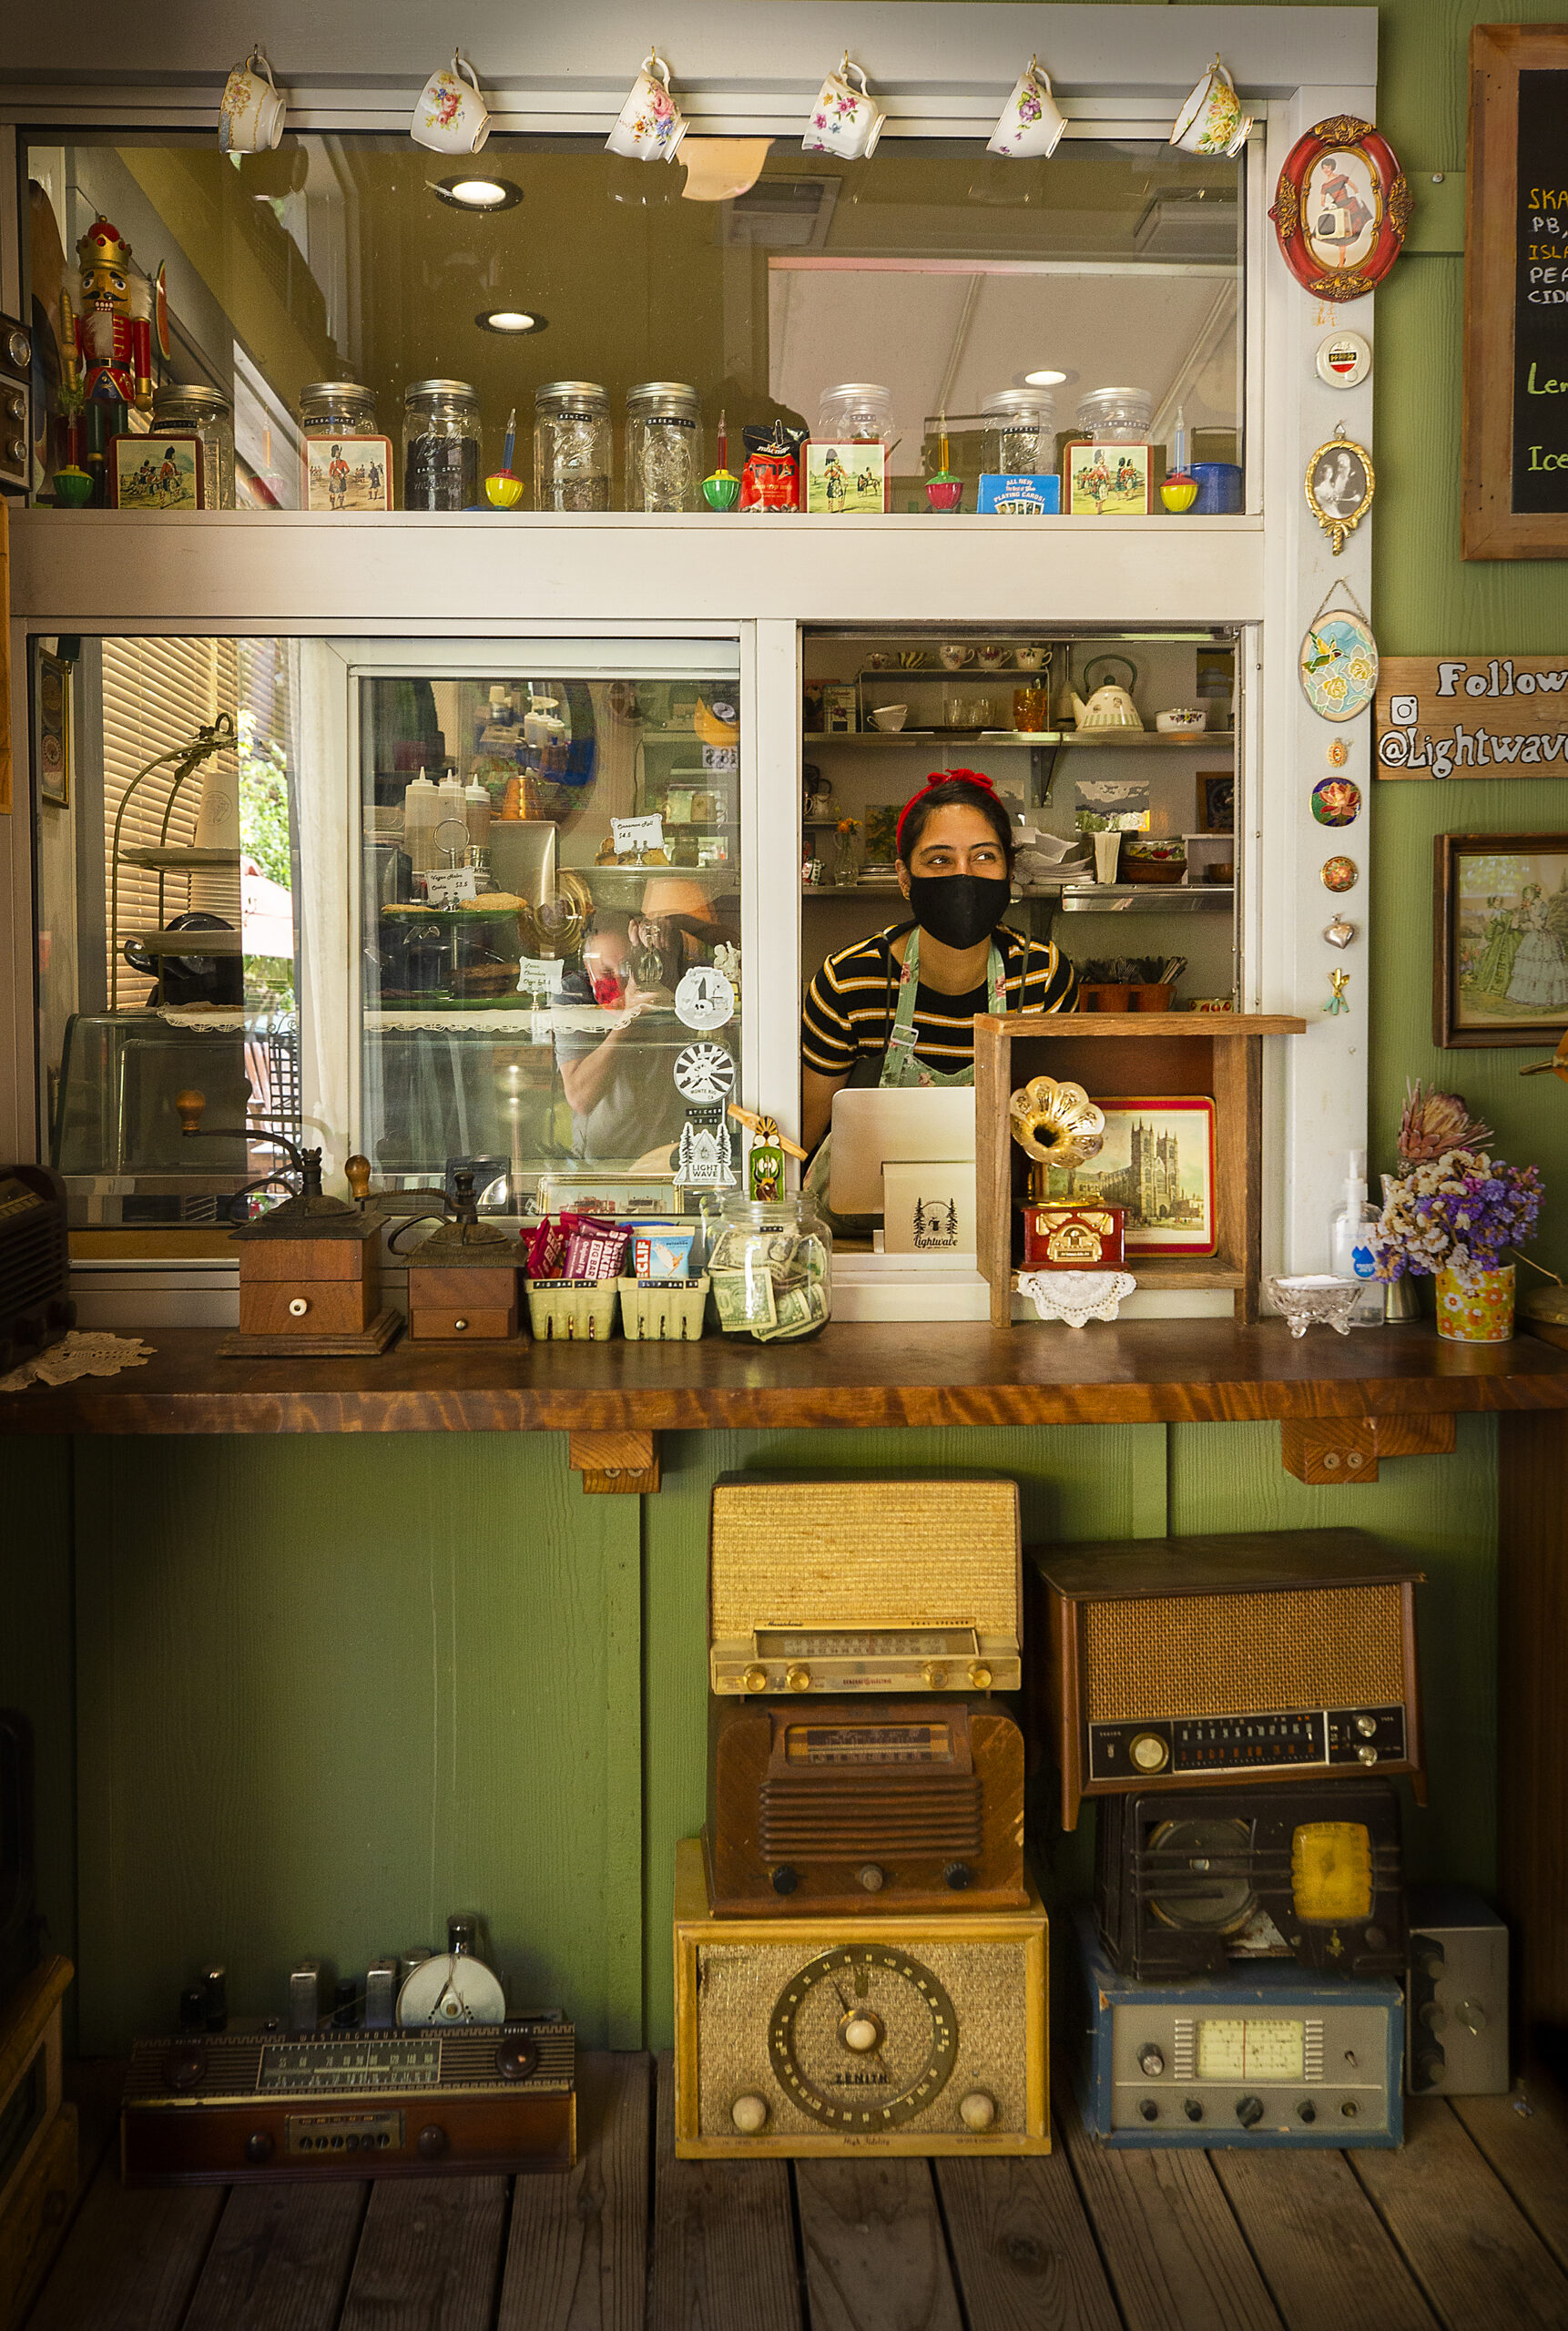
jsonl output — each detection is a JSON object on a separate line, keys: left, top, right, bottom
{"left": 1328, "top": 738, "right": 1349, "bottom": 768}
{"left": 1321, "top": 855, "right": 1359, "bottom": 893}
{"left": 675, "top": 966, "right": 735, "bottom": 1032}
{"left": 673, "top": 1043, "right": 736, "bottom": 1106}
{"left": 1299, "top": 611, "right": 1379, "bottom": 723}
{"left": 1311, "top": 776, "right": 1362, "bottom": 827}
{"left": 1315, "top": 328, "right": 1372, "bottom": 388}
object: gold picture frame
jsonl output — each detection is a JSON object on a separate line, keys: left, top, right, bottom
{"left": 1305, "top": 427, "right": 1374, "bottom": 555}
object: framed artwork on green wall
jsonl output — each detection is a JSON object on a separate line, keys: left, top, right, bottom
{"left": 1434, "top": 831, "right": 1568, "bottom": 1047}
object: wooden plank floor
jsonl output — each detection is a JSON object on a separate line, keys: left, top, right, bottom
{"left": 26, "top": 2054, "right": 1568, "bottom": 2331}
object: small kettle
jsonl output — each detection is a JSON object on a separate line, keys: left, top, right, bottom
{"left": 1070, "top": 654, "right": 1144, "bottom": 731}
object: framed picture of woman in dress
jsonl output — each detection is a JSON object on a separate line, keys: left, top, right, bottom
{"left": 1435, "top": 832, "right": 1568, "bottom": 1048}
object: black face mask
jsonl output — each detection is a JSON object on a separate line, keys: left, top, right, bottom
{"left": 907, "top": 871, "right": 1010, "bottom": 953}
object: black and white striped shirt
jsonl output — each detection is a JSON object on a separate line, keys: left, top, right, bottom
{"left": 801, "top": 924, "right": 1076, "bottom": 1077}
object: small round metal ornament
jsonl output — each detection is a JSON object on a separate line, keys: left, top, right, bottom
{"left": 1328, "top": 738, "right": 1349, "bottom": 767}
{"left": 1321, "top": 855, "right": 1359, "bottom": 893}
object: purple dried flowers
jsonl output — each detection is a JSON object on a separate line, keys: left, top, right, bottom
{"left": 1374, "top": 1147, "right": 1543, "bottom": 1281}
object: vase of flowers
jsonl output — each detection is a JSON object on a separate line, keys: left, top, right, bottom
{"left": 832, "top": 816, "right": 863, "bottom": 888}
{"left": 1374, "top": 1145, "right": 1543, "bottom": 1343}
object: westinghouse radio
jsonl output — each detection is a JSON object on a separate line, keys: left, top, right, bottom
{"left": 120, "top": 2021, "right": 575, "bottom": 2184}
{"left": 706, "top": 1696, "right": 1025, "bottom": 1916}
{"left": 672, "top": 1839, "right": 1046, "bottom": 2157}
{"left": 1075, "top": 1911, "right": 1402, "bottom": 2149}
{"left": 1095, "top": 1777, "right": 1406, "bottom": 1984}
{"left": 1028, "top": 1528, "right": 1424, "bottom": 1829}
{"left": 709, "top": 1475, "right": 1021, "bottom": 1696}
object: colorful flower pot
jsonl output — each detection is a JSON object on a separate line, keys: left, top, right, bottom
{"left": 1435, "top": 1262, "right": 1515, "bottom": 1342}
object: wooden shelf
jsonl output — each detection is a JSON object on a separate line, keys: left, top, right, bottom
{"left": 2, "top": 1319, "right": 1563, "bottom": 1440}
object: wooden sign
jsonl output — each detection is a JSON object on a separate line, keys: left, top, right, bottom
{"left": 1463, "top": 25, "right": 1568, "bottom": 558}
{"left": 1375, "top": 655, "right": 1568, "bottom": 778}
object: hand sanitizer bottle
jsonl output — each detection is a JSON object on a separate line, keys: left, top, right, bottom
{"left": 1329, "top": 1148, "right": 1384, "bottom": 1324}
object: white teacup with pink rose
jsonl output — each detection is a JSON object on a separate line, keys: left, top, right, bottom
{"left": 412, "top": 55, "right": 491, "bottom": 155}
{"left": 607, "top": 53, "right": 687, "bottom": 162}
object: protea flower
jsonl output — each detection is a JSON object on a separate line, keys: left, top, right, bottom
{"left": 1397, "top": 1080, "right": 1493, "bottom": 1168}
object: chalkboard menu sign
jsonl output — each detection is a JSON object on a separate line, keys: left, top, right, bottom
{"left": 1464, "top": 26, "right": 1568, "bottom": 557}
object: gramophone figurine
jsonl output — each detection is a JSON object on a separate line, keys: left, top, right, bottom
{"left": 1008, "top": 1074, "right": 1125, "bottom": 1270}
{"left": 177, "top": 1091, "right": 399, "bottom": 1355}
{"left": 392, "top": 1170, "right": 524, "bottom": 1345}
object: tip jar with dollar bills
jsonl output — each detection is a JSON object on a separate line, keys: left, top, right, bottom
{"left": 707, "top": 1196, "right": 831, "bottom": 1342}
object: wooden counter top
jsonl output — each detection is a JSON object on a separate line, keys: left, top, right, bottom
{"left": 4, "top": 1320, "right": 1566, "bottom": 1437}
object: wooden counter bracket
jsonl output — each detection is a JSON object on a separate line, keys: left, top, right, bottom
{"left": 1280, "top": 1411, "right": 1458, "bottom": 1484}
{"left": 568, "top": 1429, "right": 660, "bottom": 1495}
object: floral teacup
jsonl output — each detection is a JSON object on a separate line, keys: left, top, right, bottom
{"left": 987, "top": 56, "right": 1067, "bottom": 160}
{"left": 412, "top": 54, "right": 490, "bottom": 155}
{"left": 607, "top": 53, "right": 687, "bottom": 163}
{"left": 803, "top": 55, "right": 885, "bottom": 160}
{"left": 1171, "top": 57, "right": 1251, "bottom": 159}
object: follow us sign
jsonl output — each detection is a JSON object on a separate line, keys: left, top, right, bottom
{"left": 1375, "top": 655, "right": 1568, "bottom": 779}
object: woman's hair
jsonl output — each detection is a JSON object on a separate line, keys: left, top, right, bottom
{"left": 895, "top": 770, "right": 1015, "bottom": 869}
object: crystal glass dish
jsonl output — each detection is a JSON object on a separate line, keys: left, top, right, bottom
{"left": 1265, "top": 1274, "right": 1366, "bottom": 1337}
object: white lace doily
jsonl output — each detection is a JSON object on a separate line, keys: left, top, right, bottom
{"left": 1015, "top": 1269, "right": 1137, "bottom": 1328}
{"left": 0, "top": 1331, "right": 156, "bottom": 1392}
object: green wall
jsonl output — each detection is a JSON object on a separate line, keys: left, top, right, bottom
{"left": 11, "top": 0, "right": 1568, "bottom": 2056}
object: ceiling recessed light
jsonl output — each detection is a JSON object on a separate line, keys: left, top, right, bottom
{"left": 1023, "top": 368, "right": 1068, "bottom": 387}
{"left": 475, "top": 308, "right": 546, "bottom": 334}
{"left": 433, "top": 175, "right": 523, "bottom": 211}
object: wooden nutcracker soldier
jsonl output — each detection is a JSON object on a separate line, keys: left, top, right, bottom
{"left": 58, "top": 216, "right": 154, "bottom": 503}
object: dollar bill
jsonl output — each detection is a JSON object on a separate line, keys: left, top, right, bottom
{"left": 711, "top": 1267, "right": 777, "bottom": 1332}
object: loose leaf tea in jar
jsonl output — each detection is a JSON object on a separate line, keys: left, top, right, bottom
{"left": 403, "top": 379, "right": 481, "bottom": 511}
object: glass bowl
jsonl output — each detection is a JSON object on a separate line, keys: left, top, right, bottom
{"left": 1264, "top": 1274, "right": 1366, "bottom": 1338}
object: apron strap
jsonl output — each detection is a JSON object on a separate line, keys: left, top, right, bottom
{"left": 880, "top": 928, "right": 1010, "bottom": 1083}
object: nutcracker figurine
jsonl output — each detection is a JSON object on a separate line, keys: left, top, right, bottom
{"left": 70, "top": 217, "right": 154, "bottom": 417}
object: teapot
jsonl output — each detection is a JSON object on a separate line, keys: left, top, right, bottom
{"left": 1070, "top": 654, "right": 1143, "bottom": 731}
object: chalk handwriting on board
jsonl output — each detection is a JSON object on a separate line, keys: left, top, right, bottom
{"left": 1512, "top": 71, "right": 1568, "bottom": 514}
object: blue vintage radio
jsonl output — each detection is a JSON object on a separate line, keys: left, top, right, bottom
{"left": 1074, "top": 1909, "right": 1403, "bottom": 2147}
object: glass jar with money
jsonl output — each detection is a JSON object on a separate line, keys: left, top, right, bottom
{"left": 706, "top": 1196, "right": 831, "bottom": 1342}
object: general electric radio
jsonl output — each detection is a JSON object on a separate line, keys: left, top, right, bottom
{"left": 120, "top": 2020, "right": 575, "bottom": 2184}
{"left": 705, "top": 1696, "right": 1025, "bottom": 1916}
{"left": 1095, "top": 1777, "right": 1407, "bottom": 1985}
{"left": 1074, "top": 1911, "right": 1402, "bottom": 2149}
{"left": 672, "top": 1839, "right": 1046, "bottom": 2157}
{"left": 1028, "top": 1527, "right": 1424, "bottom": 1829}
{"left": 708, "top": 1475, "right": 1021, "bottom": 1697}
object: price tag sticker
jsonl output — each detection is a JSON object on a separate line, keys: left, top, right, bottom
{"left": 517, "top": 955, "right": 566, "bottom": 993}
{"left": 611, "top": 813, "right": 665, "bottom": 854}
{"left": 425, "top": 868, "right": 477, "bottom": 907}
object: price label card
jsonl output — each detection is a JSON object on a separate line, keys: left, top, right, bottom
{"left": 611, "top": 813, "right": 665, "bottom": 855}
{"left": 518, "top": 955, "right": 566, "bottom": 992}
{"left": 425, "top": 868, "right": 477, "bottom": 907}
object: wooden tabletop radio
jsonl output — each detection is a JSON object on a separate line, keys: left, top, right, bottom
{"left": 1027, "top": 1527, "right": 1425, "bottom": 1830}
{"left": 706, "top": 1695, "right": 1025, "bottom": 1916}
{"left": 708, "top": 1475, "right": 1022, "bottom": 1696}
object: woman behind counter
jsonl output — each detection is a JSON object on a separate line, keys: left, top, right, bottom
{"left": 801, "top": 769, "right": 1076, "bottom": 1155}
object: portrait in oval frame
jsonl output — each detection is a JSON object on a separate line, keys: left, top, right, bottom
{"left": 1305, "top": 429, "right": 1375, "bottom": 555}
{"left": 1269, "top": 117, "right": 1410, "bottom": 300}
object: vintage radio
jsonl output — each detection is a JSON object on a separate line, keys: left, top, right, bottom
{"left": 1028, "top": 1527, "right": 1424, "bottom": 1830}
{"left": 1095, "top": 1777, "right": 1406, "bottom": 1984}
{"left": 672, "top": 1838, "right": 1047, "bottom": 2157}
{"left": 1074, "top": 1910, "right": 1402, "bottom": 2148}
{"left": 709, "top": 1475, "right": 1021, "bottom": 1696}
{"left": 1022, "top": 1204, "right": 1125, "bottom": 1271}
{"left": 0, "top": 1166, "right": 74, "bottom": 1372}
{"left": 705, "top": 1696, "right": 1025, "bottom": 1916}
{"left": 1407, "top": 1887, "right": 1509, "bottom": 2096}
{"left": 121, "top": 2019, "right": 575, "bottom": 2185}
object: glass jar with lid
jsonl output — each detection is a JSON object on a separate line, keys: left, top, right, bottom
{"left": 707, "top": 1194, "right": 831, "bottom": 1342}
{"left": 625, "top": 382, "right": 703, "bottom": 513}
{"left": 535, "top": 382, "right": 612, "bottom": 511}
{"left": 403, "top": 380, "right": 481, "bottom": 512}
{"left": 981, "top": 388, "right": 1054, "bottom": 474}
{"left": 150, "top": 383, "right": 235, "bottom": 508}
{"left": 1074, "top": 386, "right": 1154, "bottom": 443}
{"left": 299, "top": 380, "right": 378, "bottom": 437}
{"left": 816, "top": 382, "right": 892, "bottom": 443}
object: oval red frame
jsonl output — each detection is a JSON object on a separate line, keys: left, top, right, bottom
{"left": 1269, "top": 116, "right": 1411, "bottom": 301}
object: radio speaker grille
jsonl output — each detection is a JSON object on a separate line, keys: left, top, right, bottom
{"left": 1082, "top": 1585, "right": 1405, "bottom": 1722}
{"left": 710, "top": 1479, "right": 1018, "bottom": 1637}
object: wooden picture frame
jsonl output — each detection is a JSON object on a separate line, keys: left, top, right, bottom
{"left": 107, "top": 431, "right": 206, "bottom": 511}
{"left": 1463, "top": 25, "right": 1568, "bottom": 558}
{"left": 1268, "top": 117, "right": 1410, "bottom": 300}
{"left": 1196, "top": 771, "right": 1235, "bottom": 833}
{"left": 1434, "top": 831, "right": 1568, "bottom": 1050}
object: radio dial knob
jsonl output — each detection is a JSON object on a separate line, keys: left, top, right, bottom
{"left": 943, "top": 1862, "right": 972, "bottom": 1891}
{"left": 1356, "top": 1744, "right": 1379, "bottom": 1765}
{"left": 1297, "top": 2100, "right": 1317, "bottom": 2124}
{"left": 416, "top": 2123, "right": 449, "bottom": 2160}
{"left": 163, "top": 2044, "right": 206, "bottom": 2092}
{"left": 731, "top": 2093, "right": 769, "bottom": 2133}
{"left": 742, "top": 1666, "right": 768, "bottom": 1694}
{"left": 959, "top": 2091, "right": 996, "bottom": 2132}
{"left": 453, "top": 1318, "right": 468, "bottom": 1332}
{"left": 1137, "top": 2044, "right": 1166, "bottom": 2076}
{"left": 1236, "top": 2095, "right": 1265, "bottom": 2128}
{"left": 244, "top": 2131, "right": 274, "bottom": 2163}
{"left": 769, "top": 1866, "right": 799, "bottom": 1896}
{"left": 1138, "top": 2099, "right": 1158, "bottom": 2122}
{"left": 856, "top": 1864, "right": 885, "bottom": 1892}
{"left": 1458, "top": 2000, "right": 1488, "bottom": 2034}
{"left": 495, "top": 2038, "right": 538, "bottom": 2080}
{"left": 1184, "top": 2099, "right": 1204, "bottom": 2123}
{"left": 968, "top": 1664, "right": 993, "bottom": 1690}
{"left": 1354, "top": 1715, "right": 1378, "bottom": 1738}
{"left": 786, "top": 1664, "right": 812, "bottom": 1693}
{"left": 921, "top": 1664, "right": 948, "bottom": 1689}
{"left": 1129, "top": 1733, "right": 1169, "bottom": 1774}
{"left": 842, "top": 2013, "right": 882, "bottom": 2054}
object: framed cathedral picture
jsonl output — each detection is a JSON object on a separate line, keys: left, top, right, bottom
{"left": 1434, "top": 830, "right": 1568, "bottom": 1048}
{"left": 1040, "top": 1096, "right": 1217, "bottom": 1256}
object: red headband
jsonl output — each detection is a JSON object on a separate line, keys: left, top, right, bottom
{"left": 894, "top": 769, "right": 1000, "bottom": 858}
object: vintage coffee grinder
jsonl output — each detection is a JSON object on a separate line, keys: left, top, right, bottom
{"left": 392, "top": 1170, "right": 524, "bottom": 1345}
{"left": 176, "top": 1090, "right": 397, "bottom": 1354}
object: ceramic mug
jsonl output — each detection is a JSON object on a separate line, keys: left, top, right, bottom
{"left": 412, "top": 55, "right": 491, "bottom": 154}
{"left": 987, "top": 55, "right": 1067, "bottom": 160}
{"left": 607, "top": 53, "right": 687, "bottom": 162}
{"left": 939, "top": 643, "right": 975, "bottom": 669}
{"left": 803, "top": 55, "right": 886, "bottom": 161}
{"left": 1013, "top": 645, "right": 1046, "bottom": 672}
{"left": 219, "top": 48, "right": 287, "bottom": 154}
{"left": 871, "top": 705, "right": 909, "bottom": 732}
{"left": 1170, "top": 57, "right": 1251, "bottom": 159}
